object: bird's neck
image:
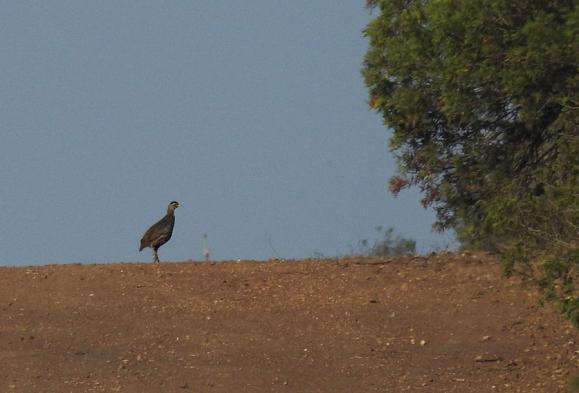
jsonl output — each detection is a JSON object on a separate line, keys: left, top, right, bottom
{"left": 166, "top": 208, "right": 175, "bottom": 216}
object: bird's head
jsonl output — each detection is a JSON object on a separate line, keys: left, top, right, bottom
{"left": 168, "top": 201, "right": 181, "bottom": 211}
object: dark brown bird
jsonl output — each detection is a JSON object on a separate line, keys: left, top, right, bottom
{"left": 139, "top": 201, "right": 180, "bottom": 263}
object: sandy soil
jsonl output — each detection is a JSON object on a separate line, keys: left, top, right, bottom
{"left": 0, "top": 252, "right": 576, "bottom": 392}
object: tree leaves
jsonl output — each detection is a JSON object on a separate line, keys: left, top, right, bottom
{"left": 363, "top": 0, "right": 578, "bottom": 323}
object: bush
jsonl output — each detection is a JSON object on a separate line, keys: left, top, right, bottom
{"left": 354, "top": 226, "right": 416, "bottom": 257}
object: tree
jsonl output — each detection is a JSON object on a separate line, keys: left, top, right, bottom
{"left": 363, "top": 0, "right": 578, "bottom": 322}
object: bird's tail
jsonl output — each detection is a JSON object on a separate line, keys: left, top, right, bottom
{"left": 139, "top": 240, "right": 146, "bottom": 252}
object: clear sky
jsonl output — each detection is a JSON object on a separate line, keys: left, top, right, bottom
{"left": 0, "top": 2, "right": 456, "bottom": 266}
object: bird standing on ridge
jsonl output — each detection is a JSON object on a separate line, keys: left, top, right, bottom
{"left": 139, "top": 201, "right": 180, "bottom": 263}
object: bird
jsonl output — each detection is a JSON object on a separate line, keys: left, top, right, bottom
{"left": 139, "top": 201, "right": 180, "bottom": 263}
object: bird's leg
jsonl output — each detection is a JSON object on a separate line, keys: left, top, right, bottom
{"left": 153, "top": 248, "right": 160, "bottom": 263}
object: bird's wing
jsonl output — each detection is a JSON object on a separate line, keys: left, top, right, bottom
{"left": 141, "top": 222, "right": 167, "bottom": 240}
{"left": 140, "top": 215, "right": 173, "bottom": 245}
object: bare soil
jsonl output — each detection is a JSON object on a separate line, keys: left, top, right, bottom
{"left": 0, "top": 253, "right": 577, "bottom": 393}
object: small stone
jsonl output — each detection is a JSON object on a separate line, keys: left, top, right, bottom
{"left": 475, "top": 354, "right": 501, "bottom": 362}
{"left": 420, "top": 340, "right": 427, "bottom": 346}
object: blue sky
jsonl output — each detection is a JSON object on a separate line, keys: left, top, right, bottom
{"left": 0, "top": 2, "right": 456, "bottom": 265}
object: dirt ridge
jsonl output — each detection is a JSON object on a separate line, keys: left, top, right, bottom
{"left": 0, "top": 253, "right": 576, "bottom": 392}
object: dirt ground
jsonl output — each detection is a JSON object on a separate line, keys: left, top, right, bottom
{"left": 0, "top": 252, "right": 576, "bottom": 393}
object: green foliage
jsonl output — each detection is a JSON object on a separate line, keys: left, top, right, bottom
{"left": 490, "top": 134, "right": 578, "bottom": 324}
{"left": 355, "top": 226, "right": 417, "bottom": 257}
{"left": 363, "top": 0, "right": 578, "bottom": 323}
